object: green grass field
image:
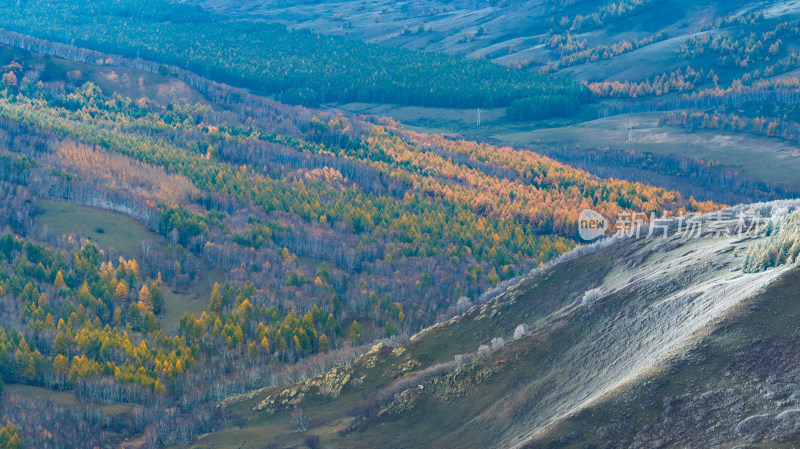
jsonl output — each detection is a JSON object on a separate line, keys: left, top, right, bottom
{"left": 3, "top": 383, "right": 134, "bottom": 416}
{"left": 159, "top": 270, "right": 225, "bottom": 326}
{"left": 36, "top": 199, "right": 164, "bottom": 256}
{"left": 333, "top": 101, "right": 601, "bottom": 140}
{"left": 34, "top": 199, "right": 223, "bottom": 325}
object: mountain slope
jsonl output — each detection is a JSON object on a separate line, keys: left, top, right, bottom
{"left": 189, "top": 0, "right": 758, "bottom": 80}
{"left": 184, "top": 0, "right": 800, "bottom": 207}
{"left": 0, "top": 0, "right": 587, "bottom": 110}
{"left": 0, "top": 27, "right": 733, "bottom": 449}
{"left": 212, "top": 201, "right": 800, "bottom": 449}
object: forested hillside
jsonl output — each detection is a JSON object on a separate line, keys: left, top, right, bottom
{"left": 191, "top": 0, "right": 800, "bottom": 203}
{"left": 3, "top": 1, "right": 800, "bottom": 448}
{"left": 0, "top": 0, "right": 588, "bottom": 113}
{"left": 0, "top": 32, "right": 715, "bottom": 447}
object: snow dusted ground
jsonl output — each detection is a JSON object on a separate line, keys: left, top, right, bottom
{"left": 486, "top": 202, "right": 800, "bottom": 448}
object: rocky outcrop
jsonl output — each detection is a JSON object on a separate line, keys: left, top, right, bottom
{"left": 733, "top": 409, "right": 800, "bottom": 443}
{"left": 255, "top": 366, "right": 354, "bottom": 413}
{"left": 254, "top": 341, "right": 421, "bottom": 414}
{"left": 735, "top": 414, "right": 775, "bottom": 441}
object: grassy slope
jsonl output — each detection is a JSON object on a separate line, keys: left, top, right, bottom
{"left": 3, "top": 383, "right": 134, "bottom": 417}
{"left": 190, "top": 0, "right": 738, "bottom": 78}
{"left": 35, "top": 192, "right": 220, "bottom": 328}
{"left": 36, "top": 199, "right": 163, "bottom": 257}
{"left": 200, "top": 246, "right": 617, "bottom": 449}
{"left": 497, "top": 111, "right": 800, "bottom": 189}
{"left": 4, "top": 43, "right": 228, "bottom": 327}
{"left": 206, "top": 219, "right": 800, "bottom": 448}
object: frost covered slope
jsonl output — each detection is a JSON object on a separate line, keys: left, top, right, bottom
{"left": 502, "top": 222, "right": 793, "bottom": 448}
{"left": 211, "top": 201, "right": 800, "bottom": 449}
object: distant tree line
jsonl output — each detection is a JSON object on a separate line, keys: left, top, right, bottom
{"left": 543, "top": 31, "right": 667, "bottom": 72}
{"left": 549, "top": 0, "right": 661, "bottom": 34}
{"left": 0, "top": 0, "right": 588, "bottom": 111}
{"left": 659, "top": 110, "right": 800, "bottom": 146}
{"left": 680, "top": 15, "right": 797, "bottom": 70}
{"left": 535, "top": 144, "right": 797, "bottom": 205}
{"left": 505, "top": 95, "right": 580, "bottom": 120}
